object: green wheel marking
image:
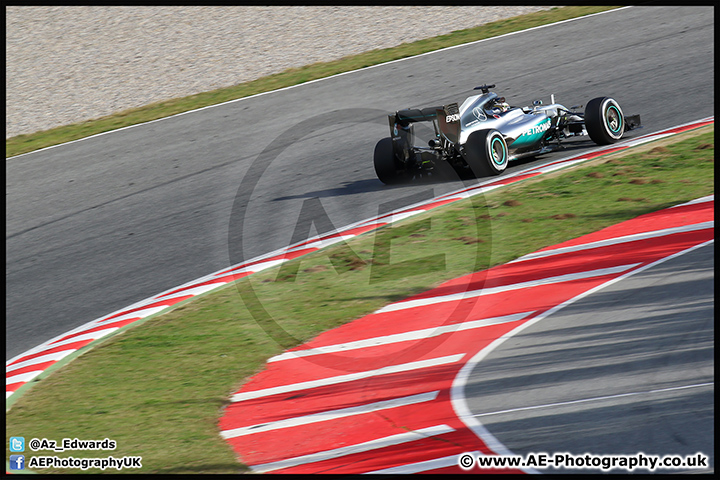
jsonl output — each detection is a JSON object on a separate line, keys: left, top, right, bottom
{"left": 606, "top": 105, "right": 623, "bottom": 134}
{"left": 491, "top": 137, "right": 506, "bottom": 165}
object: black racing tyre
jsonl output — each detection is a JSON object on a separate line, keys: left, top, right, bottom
{"left": 585, "top": 96, "right": 625, "bottom": 145}
{"left": 374, "top": 137, "right": 407, "bottom": 185}
{"left": 463, "top": 129, "right": 509, "bottom": 177}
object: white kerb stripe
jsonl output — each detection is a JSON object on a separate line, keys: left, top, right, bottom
{"left": 45, "top": 327, "right": 119, "bottom": 348}
{"left": 230, "top": 354, "right": 464, "bottom": 402}
{"left": 95, "top": 306, "right": 168, "bottom": 324}
{"left": 250, "top": 424, "right": 454, "bottom": 473}
{"left": 285, "top": 235, "right": 355, "bottom": 253}
{"left": 387, "top": 210, "right": 426, "bottom": 223}
{"left": 156, "top": 283, "right": 226, "bottom": 300}
{"left": 6, "top": 369, "right": 47, "bottom": 386}
{"left": 6, "top": 347, "right": 87, "bottom": 373}
{"left": 532, "top": 157, "right": 589, "bottom": 174}
{"left": 510, "top": 221, "right": 714, "bottom": 263}
{"left": 364, "top": 451, "right": 481, "bottom": 474}
{"left": 377, "top": 263, "right": 641, "bottom": 314}
{"left": 359, "top": 211, "right": 424, "bottom": 228}
{"left": 269, "top": 311, "right": 534, "bottom": 362}
{"left": 221, "top": 390, "right": 439, "bottom": 439}
{"left": 229, "top": 259, "right": 287, "bottom": 274}
{"left": 670, "top": 194, "right": 714, "bottom": 208}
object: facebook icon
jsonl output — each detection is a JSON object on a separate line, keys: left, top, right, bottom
{"left": 10, "top": 455, "right": 25, "bottom": 470}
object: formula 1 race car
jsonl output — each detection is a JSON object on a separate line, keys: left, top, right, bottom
{"left": 373, "top": 84, "right": 642, "bottom": 184}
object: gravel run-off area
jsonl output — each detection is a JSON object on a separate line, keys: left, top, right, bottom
{"left": 6, "top": 6, "right": 554, "bottom": 139}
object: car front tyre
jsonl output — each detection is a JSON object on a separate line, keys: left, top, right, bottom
{"left": 585, "top": 96, "right": 625, "bottom": 145}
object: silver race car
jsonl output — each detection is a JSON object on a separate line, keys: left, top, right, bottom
{"left": 373, "top": 84, "right": 641, "bottom": 184}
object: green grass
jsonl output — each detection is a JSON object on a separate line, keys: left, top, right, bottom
{"left": 5, "top": 126, "right": 713, "bottom": 474}
{"left": 5, "top": 6, "right": 621, "bottom": 158}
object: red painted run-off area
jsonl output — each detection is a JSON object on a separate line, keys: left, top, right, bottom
{"left": 219, "top": 197, "right": 714, "bottom": 474}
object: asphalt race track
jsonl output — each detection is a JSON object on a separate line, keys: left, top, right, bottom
{"left": 465, "top": 242, "right": 714, "bottom": 473}
{"left": 6, "top": 6, "right": 714, "bottom": 362}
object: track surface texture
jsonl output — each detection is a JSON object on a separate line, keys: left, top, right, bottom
{"left": 466, "top": 243, "right": 714, "bottom": 474}
{"left": 5, "top": 6, "right": 714, "bottom": 361}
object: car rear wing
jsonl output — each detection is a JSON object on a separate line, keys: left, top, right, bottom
{"left": 388, "top": 107, "right": 442, "bottom": 163}
{"left": 388, "top": 103, "right": 461, "bottom": 145}
{"left": 391, "top": 106, "right": 441, "bottom": 127}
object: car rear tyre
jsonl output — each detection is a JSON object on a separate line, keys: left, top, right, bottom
{"left": 585, "top": 96, "right": 625, "bottom": 145}
{"left": 463, "top": 129, "right": 509, "bottom": 177}
{"left": 374, "top": 137, "right": 407, "bottom": 185}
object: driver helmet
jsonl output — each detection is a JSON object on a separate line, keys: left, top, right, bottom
{"left": 492, "top": 97, "right": 510, "bottom": 113}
